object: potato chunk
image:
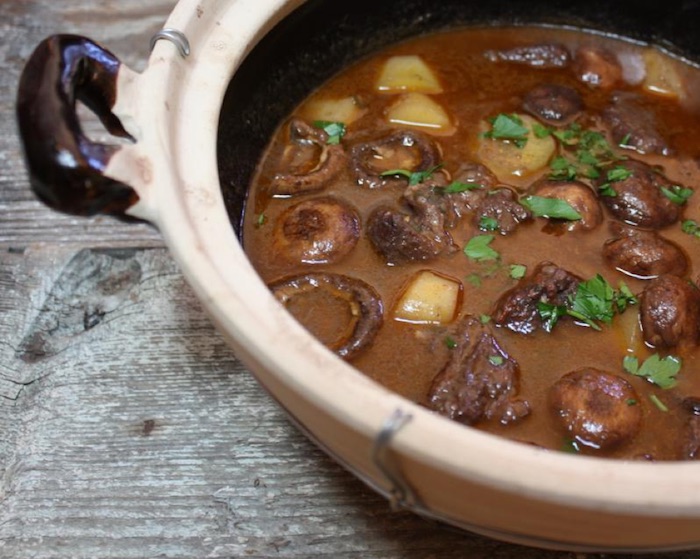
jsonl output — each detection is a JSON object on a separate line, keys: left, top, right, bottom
{"left": 376, "top": 55, "right": 443, "bottom": 94}
{"left": 476, "top": 114, "right": 556, "bottom": 182}
{"left": 386, "top": 93, "right": 455, "bottom": 136}
{"left": 302, "top": 96, "right": 367, "bottom": 125}
{"left": 393, "top": 271, "right": 462, "bottom": 324}
{"left": 642, "top": 49, "right": 685, "bottom": 100}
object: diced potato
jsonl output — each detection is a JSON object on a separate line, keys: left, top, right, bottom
{"left": 476, "top": 114, "right": 556, "bottom": 182}
{"left": 393, "top": 271, "right": 462, "bottom": 324}
{"left": 642, "top": 48, "right": 685, "bottom": 100}
{"left": 376, "top": 55, "right": 443, "bottom": 94}
{"left": 302, "top": 96, "right": 367, "bottom": 125}
{"left": 386, "top": 93, "right": 455, "bottom": 136}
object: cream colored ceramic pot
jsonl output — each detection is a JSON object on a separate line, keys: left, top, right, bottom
{"left": 17, "top": 0, "right": 700, "bottom": 551}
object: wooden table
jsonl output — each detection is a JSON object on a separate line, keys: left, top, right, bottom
{"left": 1, "top": 2, "right": 697, "bottom": 558}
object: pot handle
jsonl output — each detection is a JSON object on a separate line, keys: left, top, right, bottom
{"left": 16, "top": 34, "right": 140, "bottom": 218}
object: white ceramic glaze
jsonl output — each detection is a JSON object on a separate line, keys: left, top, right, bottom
{"left": 103, "top": 0, "right": 700, "bottom": 550}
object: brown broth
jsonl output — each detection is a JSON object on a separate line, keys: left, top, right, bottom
{"left": 242, "top": 26, "right": 700, "bottom": 460}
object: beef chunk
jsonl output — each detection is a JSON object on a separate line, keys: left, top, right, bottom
{"left": 493, "top": 263, "right": 581, "bottom": 334}
{"left": 603, "top": 224, "right": 688, "bottom": 279}
{"left": 597, "top": 160, "right": 681, "bottom": 229}
{"left": 485, "top": 43, "right": 570, "bottom": 68}
{"left": 474, "top": 188, "right": 532, "bottom": 234}
{"left": 428, "top": 316, "right": 530, "bottom": 426}
{"left": 573, "top": 47, "right": 622, "bottom": 90}
{"left": 522, "top": 84, "right": 583, "bottom": 126}
{"left": 549, "top": 369, "right": 642, "bottom": 450}
{"left": 602, "top": 96, "right": 670, "bottom": 155}
{"left": 639, "top": 274, "right": 700, "bottom": 349}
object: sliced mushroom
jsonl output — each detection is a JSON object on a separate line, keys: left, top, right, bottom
{"left": 639, "top": 274, "right": 700, "bottom": 349}
{"left": 603, "top": 224, "right": 688, "bottom": 279}
{"left": 270, "top": 273, "right": 383, "bottom": 360}
{"left": 349, "top": 129, "right": 441, "bottom": 188}
{"left": 270, "top": 119, "right": 347, "bottom": 196}
{"left": 272, "top": 196, "right": 360, "bottom": 264}
{"left": 522, "top": 84, "right": 583, "bottom": 126}
{"left": 596, "top": 160, "right": 681, "bottom": 229}
{"left": 549, "top": 369, "right": 642, "bottom": 450}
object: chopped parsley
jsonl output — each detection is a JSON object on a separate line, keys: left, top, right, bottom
{"left": 623, "top": 354, "right": 681, "bottom": 389}
{"left": 483, "top": 113, "right": 529, "bottom": 148}
{"left": 661, "top": 185, "right": 694, "bottom": 205}
{"left": 549, "top": 156, "right": 578, "bottom": 181}
{"left": 520, "top": 195, "right": 582, "bottom": 221}
{"left": 479, "top": 314, "right": 492, "bottom": 324}
{"left": 479, "top": 215, "right": 500, "bottom": 231}
{"left": 312, "top": 120, "right": 346, "bottom": 144}
{"left": 650, "top": 394, "right": 670, "bottom": 413}
{"left": 597, "top": 165, "right": 633, "bottom": 197}
{"left": 489, "top": 355, "right": 504, "bottom": 366}
{"left": 537, "top": 302, "right": 568, "bottom": 333}
{"left": 464, "top": 234, "right": 499, "bottom": 262}
{"left": 466, "top": 273, "right": 483, "bottom": 287}
{"left": 444, "top": 336, "right": 458, "bottom": 350}
{"left": 441, "top": 181, "right": 485, "bottom": 194}
{"left": 380, "top": 164, "right": 443, "bottom": 186}
{"left": 509, "top": 264, "right": 527, "bottom": 280}
{"left": 548, "top": 124, "right": 624, "bottom": 180}
{"left": 682, "top": 219, "right": 700, "bottom": 238}
{"left": 255, "top": 213, "right": 267, "bottom": 227}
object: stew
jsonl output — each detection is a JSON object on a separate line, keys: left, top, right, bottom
{"left": 241, "top": 25, "right": 700, "bottom": 460}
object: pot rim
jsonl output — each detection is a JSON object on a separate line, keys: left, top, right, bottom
{"left": 111, "top": 0, "right": 700, "bottom": 539}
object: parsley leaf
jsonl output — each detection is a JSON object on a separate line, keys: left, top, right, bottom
{"left": 537, "top": 302, "right": 568, "bottom": 333}
{"left": 623, "top": 354, "right": 681, "bottom": 389}
{"left": 313, "top": 120, "right": 346, "bottom": 144}
{"left": 509, "top": 264, "right": 527, "bottom": 280}
{"left": 441, "top": 181, "right": 485, "bottom": 194}
{"left": 483, "top": 113, "right": 529, "bottom": 147}
{"left": 650, "top": 394, "right": 670, "bottom": 412}
{"left": 549, "top": 156, "right": 578, "bottom": 181}
{"left": 479, "top": 215, "right": 499, "bottom": 231}
{"left": 444, "top": 336, "right": 458, "bottom": 350}
{"left": 521, "top": 195, "right": 582, "bottom": 221}
{"left": 661, "top": 185, "right": 694, "bottom": 205}
{"left": 567, "top": 274, "right": 617, "bottom": 330}
{"left": 489, "top": 355, "right": 504, "bottom": 366}
{"left": 380, "top": 164, "right": 443, "bottom": 186}
{"left": 464, "top": 235, "right": 499, "bottom": 262}
{"left": 682, "top": 219, "right": 700, "bottom": 238}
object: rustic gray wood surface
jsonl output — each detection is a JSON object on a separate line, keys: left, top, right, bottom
{"left": 1, "top": 2, "right": 698, "bottom": 558}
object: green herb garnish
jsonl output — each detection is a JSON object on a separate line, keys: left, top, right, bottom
{"left": 623, "top": 354, "right": 681, "bottom": 389}
{"left": 444, "top": 337, "right": 458, "bottom": 350}
{"left": 661, "top": 185, "right": 694, "bottom": 205}
{"left": 380, "top": 164, "right": 443, "bottom": 186}
{"left": 464, "top": 234, "right": 500, "bottom": 262}
{"left": 313, "top": 120, "right": 346, "bottom": 144}
{"left": 441, "top": 181, "right": 485, "bottom": 194}
{"left": 480, "top": 314, "right": 492, "bottom": 324}
{"left": 509, "top": 264, "right": 527, "bottom": 280}
{"left": 466, "top": 274, "right": 483, "bottom": 287}
{"left": 537, "top": 302, "right": 568, "bottom": 333}
{"left": 650, "top": 394, "right": 670, "bottom": 413}
{"left": 489, "top": 355, "right": 504, "bottom": 366}
{"left": 483, "top": 113, "right": 529, "bottom": 148}
{"left": 521, "top": 195, "right": 582, "bottom": 221}
{"left": 682, "top": 219, "right": 700, "bottom": 238}
{"left": 479, "top": 215, "right": 500, "bottom": 231}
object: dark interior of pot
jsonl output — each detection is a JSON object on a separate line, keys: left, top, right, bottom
{"left": 216, "top": 0, "right": 700, "bottom": 234}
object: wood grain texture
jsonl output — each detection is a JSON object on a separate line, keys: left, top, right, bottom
{"left": 0, "top": 2, "right": 698, "bottom": 558}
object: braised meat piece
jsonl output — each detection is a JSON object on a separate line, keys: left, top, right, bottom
{"left": 603, "top": 224, "right": 688, "bottom": 279}
{"left": 428, "top": 316, "right": 530, "bottom": 426}
{"left": 271, "top": 119, "right": 347, "bottom": 195}
{"left": 485, "top": 43, "right": 570, "bottom": 68}
{"left": 549, "top": 369, "right": 642, "bottom": 450}
{"left": 270, "top": 273, "right": 383, "bottom": 361}
{"left": 639, "top": 274, "right": 700, "bottom": 349}
{"left": 473, "top": 187, "right": 532, "bottom": 234}
{"left": 602, "top": 96, "right": 670, "bottom": 155}
{"left": 522, "top": 84, "right": 583, "bottom": 126}
{"left": 573, "top": 46, "right": 622, "bottom": 90}
{"left": 272, "top": 197, "right": 360, "bottom": 264}
{"left": 596, "top": 160, "right": 681, "bottom": 228}
{"left": 349, "top": 129, "right": 441, "bottom": 189}
{"left": 681, "top": 398, "right": 700, "bottom": 460}
{"left": 531, "top": 179, "right": 602, "bottom": 231}
{"left": 493, "top": 262, "right": 581, "bottom": 335}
